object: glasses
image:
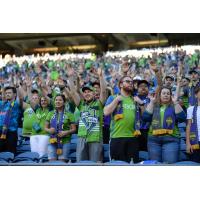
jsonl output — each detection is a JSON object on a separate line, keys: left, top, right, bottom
{"left": 122, "top": 80, "right": 133, "bottom": 84}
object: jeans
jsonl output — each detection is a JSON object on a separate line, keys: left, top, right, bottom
{"left": 148, "top": 135, "right": 180, "bottom": 164}
{"left": 30, "top": 135, "right": 49, "bottom": 158}
{"left": 48, "top": 143, "right": 71, "bottom": 160}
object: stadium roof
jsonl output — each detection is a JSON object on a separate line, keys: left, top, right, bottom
{"left": 0, "top": 33, "right": 200, "bottom": 55}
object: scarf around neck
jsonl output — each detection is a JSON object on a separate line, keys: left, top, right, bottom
{"left": 151, "top": 103, "right": 175, "bottom": 136}
{"left": 113, "top": 96, "right": 141, "bottom": 137}
{"left": 50, "top": 110, "right": 65, "bottom": 155}
{"left": 189, "top": 105, "right": 200, "bottom": 150}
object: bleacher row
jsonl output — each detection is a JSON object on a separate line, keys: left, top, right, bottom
{"left": 0, "top": 123, "right": 199, "bottom": 166}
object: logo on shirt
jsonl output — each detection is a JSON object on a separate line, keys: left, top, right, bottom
{"left": 123, "top": 104, "right": 135, "bottom": 110}
{"left": 166, "top": 117, "right": 173, "bottom": 126}
{"left": 81, "top": 109, "right": 98, "bottom": 133}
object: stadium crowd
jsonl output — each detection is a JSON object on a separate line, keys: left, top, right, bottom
{"left": 0, "top": 47, "right": 200, "bottom": 164}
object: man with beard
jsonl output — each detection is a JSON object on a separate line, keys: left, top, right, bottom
{"left": 0, "top": 86, "right": 21, "bottom": 154}
{"left": 104, "top": 75, "right": 144, "bottom": 163}
{"left": 68, "top": 68, "right": 107, "bottom": 162}
{"left": 164, "top": 75, "right": 174, "bottom": 88}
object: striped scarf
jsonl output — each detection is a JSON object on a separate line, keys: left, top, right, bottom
{"left": 189, "top": 105, "right": 199, "bottom": 150}
{"left": 151, "top": 104, "right": 175, "bottom": 136}
{"left": 188, "top": 82, "right": 200, "bottom": 106}
{"left": 113, "top": 98, "right": 141, "bottom": 137}
{"left": 50, "top": 111, "right": 64, "bottom": 155}
{"left": 0, "top": 101, "right": 15, "bottom": 140}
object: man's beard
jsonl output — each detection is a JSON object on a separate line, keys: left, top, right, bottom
{"left": 123, "top": 86, "right": 133, "bottom": 93}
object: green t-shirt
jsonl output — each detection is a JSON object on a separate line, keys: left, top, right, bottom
{"left": 148, "top": 105, "right": 179, "bottom": 137}
{"left": 22, "top": 106, "right": 38, "bottom": 136}
{"left": 32, "top": 108, "right": 49, "bottom": 136}
{"left": 23, "top": 106, "right": 49, "bottom": 136}
{"left": 46, "top": 110, "right": 75, "bottom": 144}
{"left": 77, "top": 100, "right": 103, "bottom": 142}
{"left": 108, "top": 96, "right": 136, "bottom": 138}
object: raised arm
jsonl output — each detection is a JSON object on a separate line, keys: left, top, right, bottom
{"left": 104, "top": 95, "right": 122, "bottom": 116}
{"left": 97, "top": 67, "right": 107, "bottom": 105}
{"left": 145, "top": 95, "right": 156, "bottom": 114}
{"left": 150, "top": 63, "right": 162, "bottom": 103}
{"left": 17, "top": 85, "right": 29, "bottom": 110}
{"left": 67, "top": 74, "right": 81, "bottom": 107}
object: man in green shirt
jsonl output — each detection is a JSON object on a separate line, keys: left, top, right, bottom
{"left": 104, "top": 75, "right": 144, "bottom": 163}
{"left": 68, "top": 67, "right": 107, "bottom": 162}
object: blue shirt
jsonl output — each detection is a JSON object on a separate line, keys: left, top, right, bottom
{"left": 0, "top": 100, "right": 21, "bottom": 132}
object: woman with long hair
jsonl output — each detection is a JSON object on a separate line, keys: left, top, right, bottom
{"left": 142, "top": 68, "right": 186, "bottom": 163}
{"left": 45, "top": 94, "right": 76, "bottom": 162}
{"left": 29, "top": 96, "right": 51, "bottom": 157}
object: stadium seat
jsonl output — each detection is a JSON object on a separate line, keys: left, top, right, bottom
{"left": 13, "top": 152, "right": 39, "bottom": 163}
{"left": 39, "top": 154, "right": 48, "bottom": 163}
{"left": 139, "top": 160, "right": 161, "bottom": 165}
{"left": 179, "top": 151, "right": 189, "bottom": 161}
{"left": 16, "top": 145, "right": 31, "bottom": 154}
{"left": 0, "top": 152, "right": 14, "bottom": 162}
{"left": 69, "top": 152, "right": 76, "bottom": 163}
{"left": 104, "top": 160, "right": 129, "bottom": 165}
{"left": 174, "top": 161, "right": 200, "bottom": 165}
{"left": 22, "top": 140, "right": 30, "bottom": 145}
{"left": 74, "top": 160, "right": 100, "bottom": 165}
{"left": 139, "top": 151, "right": 149, "bottom": 161}
{"left": 0, "top": 160, "right": 8, "bottom": 165}
{"left": 47, "top": 160, "right": 68, "bottom": 165}
{"left": 15, "top": 160, "right": 38, "bottom": 164}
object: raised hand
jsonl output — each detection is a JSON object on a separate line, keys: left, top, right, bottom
{"left": 67, "top": 65, "right": 75, "bottom": 77}
{"left": 133, "top": 96, "right": 143, "bottom": 104}
{"left": 97, "top": 67, "right": 103, "bottom": 77}
{"left": 115, "top": 95, "right": 122, "bottom": 103}
{"left": 148, "top": 93, "right": 157, "bottom": 104}
{"left": 25, "top": 76, "right": 32, "bottom": 88}
{"left": 150, "top": 61, "right": 159, "bottom": 73}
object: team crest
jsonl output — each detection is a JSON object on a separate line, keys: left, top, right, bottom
{"left": 166, "top": 117, "right": 173, "bottom": 126}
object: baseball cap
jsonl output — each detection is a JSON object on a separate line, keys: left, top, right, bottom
{"left": 165, "top": 75, "right": 174, "bottom": 81}
{"left": 82, "top": 84, "right": 94, "bottom": 92}
{"left": 189, "top": 69, "right": 199, "bottom": 75}
{"left": 137, "top": 80, "right": 150, "bottom": 87}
